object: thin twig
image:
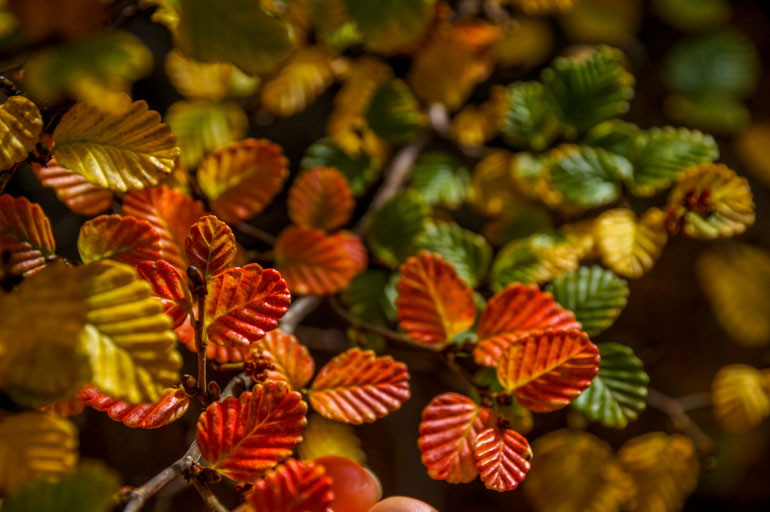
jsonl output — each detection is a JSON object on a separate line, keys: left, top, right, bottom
{"left": 191, "top": 480, "right": 231, "bottom": 512}
{"left": 194, "top": 296, "right": 209, "bottom": 404}
{"left": 646, "top": 388, "right": 714, "bottom": 453}
{"left": 677, "top": 392, "right": 712, "bottom": 412}
{"left": 233, "top": 222, "right": 277, "bottom": 245}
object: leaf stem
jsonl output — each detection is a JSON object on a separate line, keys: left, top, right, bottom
{"left": 191, "top": 480, "right": 231, "bottom": 512}
{"left": 646, "top": 387, "right": 714, "bottom": 453}
{"left": 233, "top": 222, "right": 277, "bottom": 245}
{"left": 195, "top": 296, "right": 209, "bottom": 405}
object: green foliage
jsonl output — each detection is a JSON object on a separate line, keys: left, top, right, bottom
{"left": 583, "top": 119, "right": 640, "bottom": 159}
{"left": 365, "top": 80, "right": 424, "bottom": 144}
{"left": 342, "top": 270, "right": 392, "bottom": 327}
{"left": 416, "top": 221, "right": 492, "bottom": 288}
{"left": 301, "top": 138, "right": 380, "bottom": 195}
{"left": 344, "top": 0, "right": 435, "bottom": 53}
{"left": 367, "top": 191, "right": 429, "bottom": 267}
{"left": 547, "top": 145, "right": 632, "bottom": 208}
{"left": 490, "top": 233, "right": 572, "bottom": 291}
{"left": 409, "top": 152, "right": 469, "bottom": 209}
{"left": 500, "top": 82, "right": 560, "bottom": 151}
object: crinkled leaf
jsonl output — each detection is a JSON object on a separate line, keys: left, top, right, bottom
{"left": 136, "top": 260, "right": 191, "bottom": 329}
{"left": 0, "top": 96, "right": 42, "bottom": 170}
{"left": 712, "top": 364, "right": 770, "bottom": 433}
{"left": 500, "top": 81, "right": 560, "bottom": 151}
{"left": 288, "top": 167, "right": 354, "bottom": 231}
{"left": 473, "top": 427, "right": 532, "bottom": 492}
{"left": 0, "top": 194, "right": 56, "bottom": 276}
{"left": 365, "top": 79, "right": 425, "bottom": 145}
{"left": 410, "top": 152, "right": 470, "bottom": 209}
{"left": 546, "top": 145, "right": 632, "bottom": 208}
{"left": 246, "top": 458, "right": 334, "bottom": 512}
{"left": 77, "top": 214, "right": 162, "bottom": 265}
{"left": 32, "top": 160, "right": 113, "bottom": 216}
{"left": 367, "top": 190, "right": 429, "bottom": 267}
{"left": 416, "top": 221, "right": 492, "bottom": 288}
{"left": 79, "top": 385, "right": 189, "bottom": 429}
{"left": 582, "top": 119, "right": 640, "bottom": 159}
{"left": 260, "top": 46, "right": 336, "bottom": 117}
{"left": 301, "top": 138, "right": 380, "bottom": 196}
{"left": 185, "top": 215, "right": 236, "bottom": 279}
{"left": 595, "top": 208, "right": 668, "bottom": 279}
{"left": 250, "top": 329, "right": 315, "bottom": 390}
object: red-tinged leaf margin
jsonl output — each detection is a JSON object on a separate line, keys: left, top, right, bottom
{"left": 288, "top": 167, "right": 355, "bottom": 231}
{"left": 77, "top": 214, "right": 162, "bottom": 265}
{"left": 246, "top": 458, "right": 334, "bottom": 512}
{"left": 396, "top": 251, "right": 476, "bottom": 347}
{"left": 32, "top": 160, "right": 114, "bottom": 216}
{"left": 0, "top": 194, "right": 56, "bottom": 275}
{"left": 78, "top": 385, "right": 190, "bottom": 429}
{"left": 196, "top": 381, "right": 307, "bottom": 482}
{"left": 309, "top": 348, "right": 410, "bottom": 425}
{"left": 136, "top": 260, "right": 192, "bottom": 329}
{"left": 185, "top": 215, "right": 236, "bottom": 279}
{"left": 473, "top": 428, "right": 532, "bottom": 492}
{"left": 418, "top": 392, "right": 493, "bottom": 484}
{"left": 497, "top": 329, "right": 600, "bottom": 413}
{"left": 250, "top": 329, "right": 315, "bottom": 390}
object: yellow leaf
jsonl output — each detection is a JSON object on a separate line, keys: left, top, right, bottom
{"left": 467, "top": 149, "right": 518, "bottom": 216}
{"left": 260, "top": 46, "right": 336, "bottom": 117}
{"left": 712, "top": 364, "right": 770, "bottom": 433}
{"left": 140, "top": 0, "right": 179, "bottom": 32}
{"left": 0, "top": 96, "right": 42, "bottom": 171}
{"left": 297, "top": 414, "right": 366, "bottom": 465}
{"left": 165, "top": 49, "right": 260, "bottom": 101}
{"left": 561, "top": 218, "right": 598, "bottom": 260}
{"left": 449, "top": 86, "right": 506, "bottom": 148}
{"left": 595, "top": 208, "right": 667, "bottom": 279}
{"left": 494, "top": 17, "right": 553, "bottom": 70}
{"left": 0, "top": 412, "right": 78, "bottom": 493}
{"left": 52, "top": 96, "right": 180, "bottom": 192}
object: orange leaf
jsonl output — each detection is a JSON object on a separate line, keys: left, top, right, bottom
{"left": 196, "top": 381, "right": 307, "bottom": 482}
{"left": 176, "top": 315, "right": 252, "bottom": 363}
{"left": 249, "top": 329, "right": 315, "bottom": 390}
{"left": 474, "top": 283, "right": 580, "bottom": 367}
{"left": 78, "top": 385, "right": 189, "bottom": 429}
{"left": 309, "top": 348, "right": 410, "bottom": 425}
{"left": 497, "top": 329, "right": 600, "bottom": 413}
{"left": 122, "top": 185, "right": 205, "bottom": 271}
{"left": 418, "top": 392, "right": 493, "bottom": 483}
{"left": 32, "top": 160, "right": 113, "bottom": 216}
{"left": 197, "top": 138, "right": 289, "bottom": 223}
{"left": 246, "top": 458, "right": 334, "bottom": 512}
{"left": 274, "top": 226, "right": 367, "bottom": 295}
{"left": 136, "top": 260, "right": 192, "bottom": 329}
{"left": 77, "top": 214, "right": 162, "bottom": 265}
{"left": 396, "top": 251, "right": 476, "bottom": 347}
{"left": 38, "top": 397, "right": 86, "bottom": 417}
{"left": 288, "top": 167, "right": 354, "bottom": 231}
{"left": 0, "top": 194, "right": 56, "bottom": 275}
{"left": 204, "top": 263, "right": 291, "bottom": 347}
{"left": 473, "top": 427, "right": 531, "bottom": 492}
{"left": 185, "top": 215, "right": 236, "bottom": 279}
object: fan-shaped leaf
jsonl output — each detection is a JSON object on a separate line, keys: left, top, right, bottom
{"left": 490, "top": 233, "right": 579, "bottom": 291}
{"left": 260, "top": 46, "right": 336, "bottom": 117}
{"left": 246, "top": 458, "right": 334, "bottom": 512}
{"left": 546, "top": 145, "right": 632, "bottom": 208}
{"left": 79, "top": 385, "right": 189, "bottom": 429}
{"left": 77, "top": 214, "right": 162, "bottom": 265}
{"left": 297, "top": 414, "right": 366, "bottom": 464}
{"left": 367, "top": 190, "right": 429, "bottom": 267}
{"left": 712, "top": 364, "right": 770, "bottom": 433}
{"left": 0, "top": 96, "right": 42, "bottom": 170}
{"left": 500, "top": 81, "right": 560, "bottom": 151}
{"left": 583, "top": 119, "right": 640, "bottom": 158}
{"left": 165, "top": 49, "right": 260, "bottom": 101}
{"left": 135, "top": 260, "right": 191, "bottom": 330}
{"left": 344, "top": 0, "right": 435, "bottom": 55}
{"left": 288, "top": 167, "right": 354, "bottom": 231}
{"left": 185, "top": 215, "right": 236, "bottom": 279}
{"left": 365, "top": 79, "right": 425, "bottom": 145}
{"left": 473, "top": 427, "right": 532, "bottom": 492}
{"left": 0, "top": 194, "right": 56, "bottom": 276}
{"left": 595, "top": 208, "right": 667, "bottom": 279}
{"left": 250, "top": 329, "right": 315, "bottom": 390}
{"left": 32, "top": 160, "right": 114, "bottom": 216}
{"left": 416, "top": 221, "right": 492, "bottom": 288}
{"left": 410, "top": 152, "right": 470, "bottom": 209}
{"left": 309, "top": 348, "right": 410, "bottom": 424}
{"left": 301, "top": 138, "right": 380, "bottom": 196}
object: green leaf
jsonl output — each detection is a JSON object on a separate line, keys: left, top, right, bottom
{"left": 489, "top": 233, "right": 577, "bottom": 291}
{"left": 664, "top": 92, "right": 750, "bottom": 136}
{"left": 546, "top": 265, "right": 629, "bottom": 336}
{"left": 410, "top": 152, "right": 469, "bottom": 209}
{"left": 177, "top": 0, "right": 294, "bottom": 75}
{"left": 582, "top": 119, "right": 640, "bottom": 160}
{"left": 500, "top": 81, "right": 561, "bottom": 151}
{"left": 416, "top": 221, "right": 492, "bottom": 288}
{"left": 572, "top": 343, "right": 649, "bottom": 428}
{"left": 366, "top": 191, "right": 429, "bottom": 267}
{"left": 301, "top": 138, "right": 380, "bottom": 196}
{"left": 547, "top": 145, "right": 632, "bottom": 208}
{"left": 342, "top": 270, "right": 391, "bottom": 327}
{"left": 344, "top": 0, "right": 435, "bottom": 55}
{"left": 308, "top": 0, "right": 361, "bottom": 52}
{"left": 651, "top": 0, "right": 730, "bottom": 31}
{"left": 365, "top": 79, "right": 425, "bottom": 144}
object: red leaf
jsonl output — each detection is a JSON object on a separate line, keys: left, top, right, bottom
{"left": 32, "top": 160, "right": 113, "bottom": 216}
{"left": 396, "top": 251, "right": 476, "bottom": 347}
{"left": 78, "top": 385, "right": 190, "bottom": 429}
{"left": 196, "top": 381, "right": 307, "bottom": 482}
{"left": 497, "top": 329, "right": 600, "bottom": 413}
{"left": 473, "top": 428, "right": 531, "bottom": 492}
{"left": 38, "top": 397, "right": 86, "bottom": 417}
{"left": 309, "top": 348, "right": 410, "bottom": 424}
{"left": 418, "top": 393, "right": 493, "bottom": 484}
{"left": 77, "top": 214, "right": 162, "bottom": 265}
{"left": 246, "top": 458, "right": 334, "bottom": 512}
{"left": 288, "top": 167, "right": 354, "bottom": 231}
{"left": 249, "top": 329, "right": 315, "bottom": 390}
{"left": 0, "top": 194, "right": 56, "bottom": 275}
{"left": 274, "top": 226, "right": 367, "bottom": 295}
{"left": 176, "top": 316, "right": 252, "bottom": 363}
{"left": 474, "top": 283, "right": 580, "bottom": 367}
{"left": 185, "top": 215, "right": 236, "bottom": 279}
{"left": 136, "top": 260, "right": 192, "bottom": 329}
{"left": 204, "top": 263, "right": 291, "bottom": 347}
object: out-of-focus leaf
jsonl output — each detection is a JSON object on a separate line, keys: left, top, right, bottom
{"left": 560, "top": 218, "right": 598, "bottom": 260}
{"left": 39, "top": 397, "right": 85, "bottom": 418}
{"left": 494, "top": 16, "right": 553, "bottom": 70}
{"left": 652, "top": 0, "right": 730, "bottom": 31}
{"left": 737, "top": 123, "right": 770, "bottom": 189}
{"left": 344, "top": 0, "right": 435, "bottom": 55}
{"left": 490, "top": 233, "right": 579, "bottom": 291}
{"left": 508, "top": 0, "right": 576, "bottom": 15}
{"left": 77, "top": 214, "right": 162, "bottom": 265}
{"left": 467, "top": 149, "right": 518, "bottom": 216}
{"left": 473, "top": 427, "right": 531, "bottom": 492}
{"left": 9, "top": 0, "right": 105, "bottom": 41}
{"left": 409, "top": 152, "right": 470, "bottom": 209}
{"left": 595, "top": 208, "right": 668, "bottom": 279}
{"left": 250, "top": 329, "right": 315, "bottom": 390}
{"left": 497, "top": 329, "right": 599, "bottom": 412}
{"left": 260, "top": 46, "right": 336, "bottom": 117}
{"left": 559, "top": 0, "right": 642, "bottom": 45}
{"left": 136, "top": 260, "right": 191, "bottom": 330}
{"left": 308, "top": 0, "right": 360, "bottom": 51}
{"left": 197, "top": 138, "right": 289, "bottom": 223}
{"left": 396, "top": 251, "right": 476, "bottom": 347}
{"left": 416, "top": 221, "right": 492, "bottom": 288}
{"left": 365, "top": 79, "right": 425, "bottom": 145}
{"left": 449, "top": 86, "right": 507, "bottom": 148}
{"left": 483, "top": 204, "right": 554, "bottom": 248}
{"left": 342, "top": 269, "right": 391, "bottom": 327}
{"left": 176, "top": 0, "right": 294, "bottom": 75}
{"left": 0, "top": 96, "right": 42, "bottom": 171}
{"left": 185, "top": 215, "right": 236, "bottom": 279}
{"left": 711, "top": 364, "right": 770, "bottom": 433}
{"left": 546, "top": 266, "right": 629, "bottom": 336}
{"left": 0, "top": 194, "right": 56, "bottom": 276}
{"left": 301, "top": 138, "right": 380, "bottom": 196}
{"left": 500, "top": 81, "right": 560, "bottom": 151}
{"left": 582, "top": 119, "right": 640, "bottom": 159}
{"left": 79, "top": 385, "right": 189, "bottom": 429}
{"left": 176, "top": 316, "right": 252, "bottom": 364}
{"left": 165, "top": 49, "right": 260, "bottom": 101}
{"left": 367, "top": 190, "right": 429, "bottom": 267}
{"left": 197, "top": 381, "right": 307, "bottom": 482}
{"left": 246, "top": 458, "right": 334, "bottom": 512}
{"left": 141, "top": 0, "right": 179, "bottom": 31}
{"left": 310, "top": 348, "right": 409, "bottom": 424}
{"left": 32, "top": 160, "right": 114, "bottom": 216}
{"left": 664, "top": 92, "right": 750, "bottom": 136}
{"left": 288, "top": 167, "right": 354, "bottom": 231}
{"left": 418, "top": 392, "right": 493, "bottom": 483}
{"left": 52, "top": 97, "right": 179, "bottom": 192}
{"left": 298, "top": 414, "right": 366, "bottom": 464}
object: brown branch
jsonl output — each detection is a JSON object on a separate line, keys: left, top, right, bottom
{"left": 191, "top": 480, "right": 231, "bottom": 512}
{"left": 646, "top": 388, "right": 714, "bottom": 453}
{"left": 233, "top": 222, "right": 276, "bottom": 245}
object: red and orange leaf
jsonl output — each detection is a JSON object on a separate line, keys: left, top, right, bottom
{"left": 204, "top": 263, "right": 291, "bottom": 347}
{"left": 473, "top": 428, "right": 531, "bottom": 492}
{"left": 0, "top": 194, "right": 56, "bottom": 275}
{"left": 176, "top": 316, "right": 252, "bottom": 363}
{"left": 474, "top": 283, "right": 580, "bottom": 367}
{"left": 32, "top": 160, "right": 113, "bottom": 216}
{"left": 197, "top": 138, "right": 289, "bottom": 223}
{"left": 38, "top": 397, "right": 86, "bottom": 417}
{"left": 77, "top": 214, "right": 162, "bottom": 265}
{"left": 78, "top": 385, "right": 190, "bottom": 429}
{"left": 246, "top": 458, "right": 334, "bottom": 512}
{"left": 250, "top": 329, "right": 315, "bottom": 390}
{"left": 196, "top": 381, "right": 307, "bottom": 482}
{"left": 122, "top": 185, "right": 206, "bottom": 271}
{"left": 274, "top": 226, "right": 367, "bottom": 296}
{"left": 418, "top": 392, "right": 493, "bottom": 484}
{"left": 136, "top": 260, "right": 192, "bottom": 329}
{"left": 496, "top": 329, "right": 600, "bottom": 413}
{"left": 396, "top": 251, "right": 476, "bottom": 347}
{"left": 309, "top": 348, "right": 410, "bottom": 425}
{"left": 288, "top": 167, "right": 354, "bottom": 231}
{"left": 185, "top": 215, "right": 236, "bottom": 279}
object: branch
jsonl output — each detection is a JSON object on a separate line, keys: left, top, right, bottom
{"left": 646, "top": 388, "right": 714, "bottom": 453}
{"left": 233, "top": 222, "right": 276, "bottom": 245}
{"left": 191, "top": 480, "right": 231, "bottom": 512}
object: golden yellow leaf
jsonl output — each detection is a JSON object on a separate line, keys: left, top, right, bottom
{"left": 140, "top": 0, "right": 179, "bottom": 32}
{"left": 467, "top": 149, "right": 517, "bottom": 216}
{"left": 0, "top": 96, "right": 42, "bottom": 171}
{"left": 736, "top": 122, "right": 770, "bottom": 189}
{"left": 494, "top": 17, "right": 553, "bottom": 70}
{"left": 165, "top": 49, "right": 260, "bottom": 101}
{"left": 712, "top": 364, "right": 770, "bottom": 433}
{"left": 260, "top": 46, "right": 336, "bottom": 117}
{"left": 449, "top": 86, "right": 506, "bottom": 148}
{"left": 595, "top": 208, "right": 667, "bottom": 279}
{"left": 561, "top": 218, "right": 598, "bottom": 260}
{"left": 297, "top": 414, "right": 366, "bottom": 465}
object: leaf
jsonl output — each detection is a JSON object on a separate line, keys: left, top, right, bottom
{"left": 417, "top": 392, "right": 493, "bottom": 483}
{"left": 79, "top": 385, "right": 190, "bottom": 429}
{"left": 250, "top": 329, "right": 315, "bottom": 390}
{"left": 416, "top": 221, "right": 492, "bottom": 288}
{"left": 185, "top": 215, "right": 236, "bottom": 279}
{"left": 165, "top": 49, "right": 260, "bottom": 101}
{"left": 288, "top": 167, "right": 354, "bottom": 231}
{"left": 297, "top": 414, "right": 366, "bottom": 465}
{"left": 260, "top": 46, "right": 336, "bottom": 117}
{"left": 449, "top": 89, "right": 507, "bottom": 148}
{"left": 651, "top": 0, "right": 730, "bottom": 31}
{"left": 308, "top": 0, "right": 360, "bottom": 51}
{"left": 467, "top": 149, "right": 518, "bottom": 216}
{"left": 197, "top": 381, "right": 307, "bottom": 482}
{"left": 77, "top": 214, "right": 162, "bottom": 265}
{"left": 711, "top": 364, "right": 770, "bottom": 433}
{"left": 583, "top": 119, "right": 640, "bottom": 158}
{"left": 39, "top": 397, "right": 86, "bottom": 418}
{"left": 500, "top": 81, "right": 560, "bottom": 151}
{"left": 0, "top": 96, "right": 42, "bottom": 170}
{"left": 176, "top": 315, "right": 252, "bottom": 364}
{"left": 497, "top": 329, "right": 600, "bottom": 412}
{"left": 410, "top": 152, "right": 470, "bottom": 209}
{"left": 9, "top": 0, "right": 105, "bottom": 41}
{"left": 736, "top": 122, "right": 770, "bottom": 189}
{"left": 309, "top": 347, "right": 410, "bottom": 424}
{"left": 493, "top": 16, "right": 553, "bottom": 69}
{"left": 595, "top": 208, "right": 667, "bottom": 279}
{"left": 489, "top": 233, "right": 579, "bottom": 291}
{"left": 197, "top": 138, "right": 289, "bottom": 223}
{"left": 546, "top": 266, "right": 629, "bottom": 336}
{"left": 301, "top": 138, "right": 380, "bottom": 196}
{"left": 0, "top": 412, "right": 78, "bottom": 493}
{"left": 52, "top": 97, "right": 180, "bottom": 192}
{"left": 396, "top": 251, "right": 477, "bottom": 347}
{"left": 474, "top": 283, "right": 580, "bottom": 367}
{"left": 0, "top": 194, "right": 56, "bottom": 276}
{"left": 510, "top": 0, "right": 576, "bottom": 14}
{"left": 473, "top": 427, "right": 532, "bottom": 492}
{"left": 344, "top": 0, "right": 435, "bottom": 55}
{"left": 367, "top": 190, "right": 429, "bottom": 267}
{"left": 365, "top": 79, "right": 425, "bottom": 145}
{"left": 204, "top": 263, "right": 291, "bottom": 347}
{"left": 342, "top": 269, "right": 392, "bottom": 327}
{"left": 246, "top": 458, "right": 334, "bottom": 512}
{"left": 176, "top": 0, "right": 294, "bottom": 75}
{"left": 1, "top": 461, "right": 120, "bottom": 512}
{"left": 572, "top": 343, "right": 648, "bottom": 428}
{"left": 274, "top": 226, "right": 366, "bottom": 296}
{"left": 546, "top": 145, "right": 632, "bottom": 208}
{"left": 32, "top": 159, "right": 114, "bottom": 216}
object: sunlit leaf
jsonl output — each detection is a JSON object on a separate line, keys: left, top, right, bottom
{"left": 185, "top": 215, "right": 236, "bottom": 279}
{"left": 32, "top": 159, "right": 113, "bottom": 216}
{"left": 77, "top": 214, "right": 162, "bottom": 265}
{"left": 0, "top": 194, "right": 56, "bottom": 276}
{"left": 309, "top": 347, "right": 410, "bottom": 424}
{"left": 582, "top": 119, "right": 640, "bottom": 158}
{"left": 489, "top": 233, "right": 579, "bottom": 291}
{"left": 176, "top": 316, "right": 253, "bottom": 364}
{"left": 416, "top": 221, "right": 492, "bottom": 288}
{"left": 467, "top": 149, "right": 517, "bottom": 216}
{"left": 711, "top": 364, "right": 770, "bottom": 433}
{"left": 165, "top": 49, "right": 260, "bottom": 101}
{"left": 298, "top": 414, "right": 366, "bottom": 464}
{"left": 473, "top": 427, "right": 531, "bottom": 492}
{"left": 560, "top": 219, "right": 598, "bottom": 260}
{"left": 288, "top": 167, "right": 354, "bottom": 231}
{"left": 500, "top": 81, "right": 560, "bottom": 151}
{"left": 301, "top": 138, "right": 380, "bottom": 196}
{"left": 250, "top": 329, "right": 315, "bottom": 390}
{"left": 494, "top": 16, "right": 553, "bottom": 70}
{"left": 344, "top": 0, "right": 435, "bottom": 55}
{"left": 365, "top": 79, "right": 425, "bottom": 145}
{"left": 79, "top": 385, "right": 189, "bottom": 429}
{"left": 595, "top": 208, "right": 668, "bottom": 279}
{"left": 308, "top": 0, "right": 360, "bottom": 51}
{"left": 0, "top": 96, "right": 42, "bottom": 171}
{"left": 367, "top": 190, "right": 429, "bottom": 267}
{"left": 246, "top": 458, "right": 334, "bottom": 512}
{"left": 260, "top": 46, "right": 336, "bottom": 117}
{"left": 449, "top": 87, "right": 507, "bottom": 148}
{"left": 137, "top": 260, "right": 192, "bottom": 330}
{"left": 409, "top": 152, "right": 470, "bottom": 209}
